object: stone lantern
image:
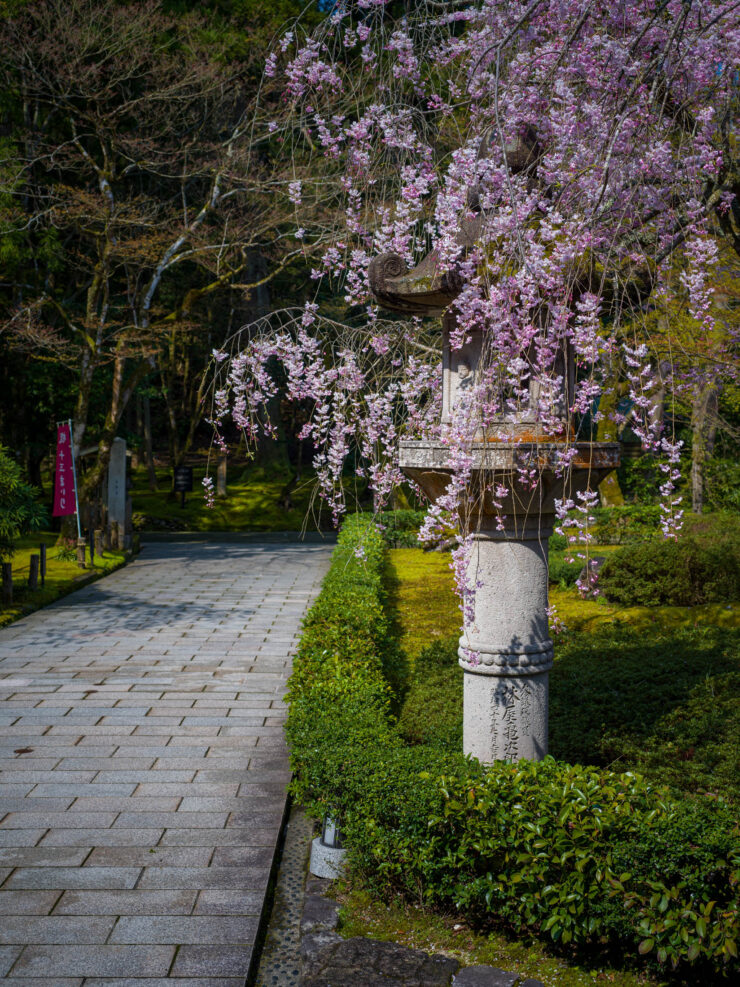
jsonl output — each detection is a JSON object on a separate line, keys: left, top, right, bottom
{"left": 368, "top": 207, "right": 619, "bottom": 764}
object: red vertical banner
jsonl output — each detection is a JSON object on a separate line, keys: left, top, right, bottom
{"left": 53, "top": 423, "right": 77, "bottom": 517}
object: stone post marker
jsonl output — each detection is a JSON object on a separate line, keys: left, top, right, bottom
{"left": 368, "top": 173, "right": 619, "bottom": 764}
{"left": 107, "top": 437, "right": 127, "bottom": 537}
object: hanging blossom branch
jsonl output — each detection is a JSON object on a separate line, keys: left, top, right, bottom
{"left": 207, "top": 306, "right": 441, "bottom": 521}
{"left": 208, "top": 0, "right": 739, "bottom": 605}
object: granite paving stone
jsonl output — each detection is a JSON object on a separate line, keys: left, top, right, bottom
{"left": 0, "top": 890, "right": 62, "bottom": 914}
{"left": 0, "top": 915, "right": 116, "bottom": 944}
{"left": 39, "top": 827, "right": 164, "bottom": 846}
{"left": 84, "top": 846, "right": 212, "bottom": 867}
{"left": 0, "top": 537, "right": 331, "bottom": 984}
{"left": 83, "top": 981, "right": 244, "bottom": 987}
{"left": 109, "top": 914, "right": 260, "bottom": 944}
{"left": 170, "top": 945, "right": 254, "bottom": 978}
{"left": 11, "top": 944, "right": 176, "bottom": 978}
{"left": 54, "top": 889, "right": 197, "bottom": 914}
{"left": 4, "top": 866, "right": 142, "bottom": 889}
{"left": 0, "top": 945, "right": 22, "bottom": 977}
{"left": 0, "top": 847, "right": 91, "bottom": 867}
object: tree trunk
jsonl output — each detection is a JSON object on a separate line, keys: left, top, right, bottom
{"left": 160, "top": 372, "right": 181, "bottom": 471}
{"left": 142, "top": 396, "right": 157, "bottom": 491}
{"left": 80, "top": 350, "right": 150, "bottom": 503}
{"left": 691, "top": 380, "right": 719, "bottom": 515}
{"left": 596, "top": 365, "right": 624, "bottom": 506}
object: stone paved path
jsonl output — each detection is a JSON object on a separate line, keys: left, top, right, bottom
{"left": 0, "top": 537, "right": 333, "bottom": 985}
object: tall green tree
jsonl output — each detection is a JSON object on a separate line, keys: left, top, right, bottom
{"left": 0, "top": 0, "right": 309, "bottom": 499}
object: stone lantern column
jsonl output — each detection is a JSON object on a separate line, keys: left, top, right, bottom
{"left": 458, "top": 515, "right": 554, "bottom": 763}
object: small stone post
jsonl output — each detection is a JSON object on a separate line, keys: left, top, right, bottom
{"left": 107, "top": 437, "right": 127, "bottom": 537}
{"left": 76, "top": 538, "right": 87, "bottom": 569}
{"left": 217, "top": 451, "right": 228, "bottom": 498}
{"left": 94, "top": 529, "right": 104, "bottom": 558}
{"left": 28, "top": 554, "right": 40, "bottom": 591}
{"left": 2, "top": 562, "right": 12, "bottom": 605}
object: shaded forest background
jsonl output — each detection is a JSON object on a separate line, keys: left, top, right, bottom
{"left": 0, "top": 0, "right": 336, "bottom": 512}
{"left": 1, "top": 0, "right": 739, "bottom": 523}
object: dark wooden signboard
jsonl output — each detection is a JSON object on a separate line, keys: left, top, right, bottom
{"left": 173, "top": 466, "right": 194, "bottom": 492}
{"left": 173, "top": 465, "right": 194, "bottom": 507}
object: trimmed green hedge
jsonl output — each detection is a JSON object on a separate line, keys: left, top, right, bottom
{"left": 286, "top": 516, "right": 740, "bottom": 974}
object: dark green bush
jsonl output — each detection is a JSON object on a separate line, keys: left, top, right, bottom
{"left": 548, "top": 531, "right": 568, "bottom": 551}
{"left": 287, "top": 516, "right": 740, "bottom": 975}
{"left": 705, "top": 458, "right": 740, "bottom": 512}
{"left": 599, "top": 536, "right": 740, "bottom": 606}
{"left": 0, "top": 445, "right": 47, "bottom": 559}
{"left": 374, "top": 509, "right": 427, "bottom": 547}
{"left": 592, "top": 505, "right": 663, "bottom": 545}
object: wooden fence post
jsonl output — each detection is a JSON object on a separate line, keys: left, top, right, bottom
{"left": 1, "top": 563, "right": 12, "bottom": 605}
{"left": 39, "top": 543, "right": 47, "bottom": 587}
{"left": 28, "top": 554, "right": 39, "bottom": 591}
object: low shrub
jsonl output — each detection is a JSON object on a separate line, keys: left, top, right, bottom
{"left": 547, "top": 552, "right": 582, "bottom": 587}
{"left": 54, "top": 538, "right": 78, "bottom": 562}
{"left": 599, "top": 536, "right": 740, "bottom": 606}
{"left": 287, "top": 516, "right": 740, "bottom": 976}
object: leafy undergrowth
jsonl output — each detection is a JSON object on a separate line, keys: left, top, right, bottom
{"left": 130, "top": 464, "right": 367, "bottom": 532}
{"left": 0, "top": 532, "right": 127, "bottom": 628}
{"left": 336, "top": 886, "right": 671, "bottom": 987}
{"left": 390, "top": 548, "right": 740, "bottom": 801}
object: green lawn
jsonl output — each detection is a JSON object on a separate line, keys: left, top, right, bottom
{"left": 0, "top": 532, "right": 127, "bottom": 628}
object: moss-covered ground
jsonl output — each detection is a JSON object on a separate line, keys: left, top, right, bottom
{"left": 130, "top": 464, "right": 364, "bottom": 532}
{"left": 0, "top": 532, "right": 127, "bottom": 628}
{"left": 337, "top": 888, "right": 670, "bottom": 987}
{"left": 333, "top": 543, "right": 740, "bottom": 987}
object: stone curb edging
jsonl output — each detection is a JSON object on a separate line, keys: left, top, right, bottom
{"left": 300, "top": 865, "right": 546, "bottom": 987}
